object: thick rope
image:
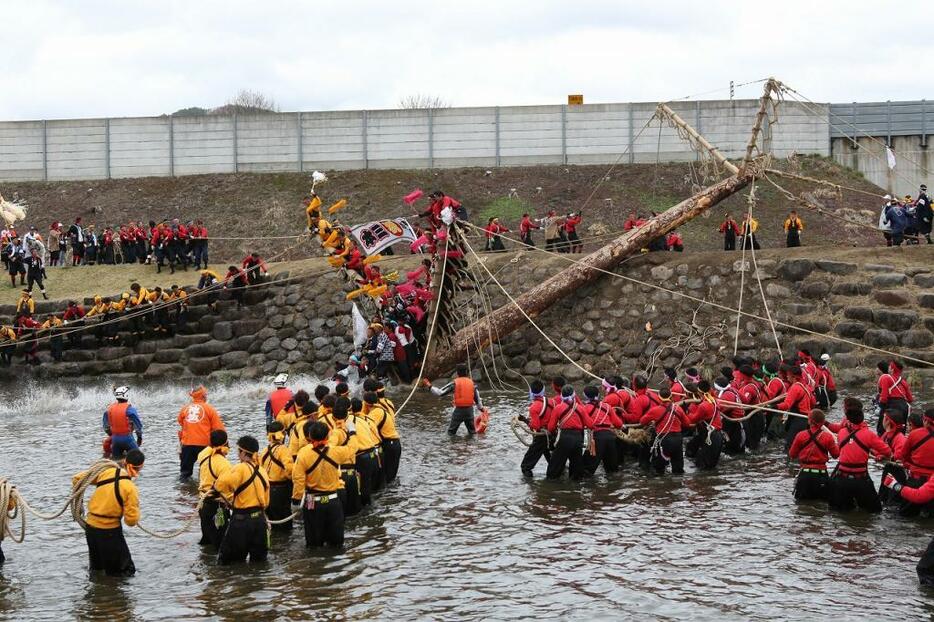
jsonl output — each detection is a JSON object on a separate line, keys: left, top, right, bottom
{"left": 733, "top": 213, "right": 749, "bottom": 355}
{"left": 0, "top": 479, "right": 26, "bottom": 544}
{"left": 746, "top": 180, "right": 782, "bottom": 356}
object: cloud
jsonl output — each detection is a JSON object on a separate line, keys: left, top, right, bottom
{"left": 0, "top": 0, "right": 929, "bottom": 120}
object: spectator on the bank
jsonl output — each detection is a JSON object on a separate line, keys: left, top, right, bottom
{"left": 719, "top": 213, "right": 740, "bottom": 251}
{"left": 741, "top": 213, "right": 760, "bottom": 250}
{"left": 783, "top": 210, "right": 804, "bottom": 248}
{"left": 85, "top": 225, "right": 99, "bottom": 265}
{"left": 519, "top": 213, "right": 540, "bottom": 248}
{"left": 48, "top": 223, "right": 63, "bottom": 267}
{"left": 542, "top": 210, "right": 562, "bottom": 252}
{"left": 484, "top": 217, "right": 508, "bottom": 252}
{"left": 885, "top": 196, "right": 908, "bottom": 246}
{"left": 68, "top": 217, "right": 85, "bottom": 266}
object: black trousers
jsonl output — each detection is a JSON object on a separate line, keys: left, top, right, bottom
{"left": 448, "top": 406, "right": 476, "bottom": 435}
{"left": 218, "top": 510, "right": 268, "bottom": 564}
{"left": 723, "top": 419, "right": 745, "bottom": 455}
{"left": 198, "top": 497, "right": 229, "bottom": 548}
{"left": 520, "top": 434, "right": 551, "bottom": 475}
{"left": 339, "top": 471, "right": 362, "bottom": 518}
{"left": 794, "top": 470, "right": 830, "bottom": 501}
{"left": 302, "top": 495, "right": 345, "bottom": 548}
{"left": 829, "top": 473, "right": 882, "bottom": 513}
{"left": 267, "top": 482, "right": 293, "bottom": 531}
{"left": 784, "top": 415, "right": 808, "bottom": 455}
{"left": 651, "top": 433, "right": 684, "bottom": 475}
{"left": 583, "top": 430, "right": 620, "bottom": 476}
{"left": 381, "top": 438, "right": 401, "bottom": 483}
{"left": 86, "top": 526, "right": 135, "bottom": 576}
{"left": 686, "top": 427, "right": 723, "bottom": 470}
{"left": 743, "top": 412, "right": 766, "bottom": 451}
{"left": 355, "top": 450, "right": 379, "bottom": 506}
{"left": 180, "top": 445, "right": 206, "bottom": 480}
{"left": 918, "top": 536, "right": 934, "bottom": 586}
{"left": 546, "top": 429, "right": 584, "bottom": 480}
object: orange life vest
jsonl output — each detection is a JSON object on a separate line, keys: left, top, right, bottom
{"left": 107, "top": 402, "right": 131, "bottom": 436}
{"left": 452, "top": 377, "right": 476, "bottom": 408}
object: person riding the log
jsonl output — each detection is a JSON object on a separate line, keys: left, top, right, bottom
{"left": 73, "top": 448, "right": 145, "bottom": 576}
{"left": 713, "top": 377, "right": 746, "bottom": 455}
{"left": 277, "top": 390, "right": 313, "bottom": 458}
{"left": 829, "top": 398, "right": 891, "bottom": 513}
{"left": 103, "top": 386, "right": 143, "bottom": 460}
{"left": 639, "top": 387, "right": 688, "bottom": 475}
{"left": 777, "top": 364, "right": 816, "bottom": 454}
{"left": 545, "top": 385, "right": 593, "bottom": 481}
{"left": 894, "top": 408, "right": 934, "bottom": 516}
{"left": 876, "top": 359, "right": 913, "bottom": 434}
{"left": 788, "top": 408, "right": 839, "bottom": 501}
{"left": 519, "top": 379, "right": 552, "bottom": 477}
{"left": 736, "top": 364, "right": 767, "bottom": 451}
{"left": 196, "top": 430, "right": 232, "bottom": 549}
{"left": 663, "top": 367, "right": 686, "bottom": 402}
{"left": 177, "top": 385, "right": 226, "bottom": 481}
{"left": 783, "top": 210, "right": 804, "bottom": 247}
{"left": 718, "top": 213, "right": 740, "bottom": 251}
{"left": 305, "top": 193, "right": 323, "bottom": 232}
{"left": 814, "top": 353, "right": 837, "bottom": 410}
{"left": 211, "top": 435, "right": 270, "bottom": 565}
{"left": 260, "top": 421, "right": 295, "bottom": 531}
{"left": 580, "top": 384, "right": 622, "bottom": 476}
{"left": 265, "top": 373, "right": 293, "bottom": 426}
{"left": 685, "top": 380, "right": 725, "bottom": 470}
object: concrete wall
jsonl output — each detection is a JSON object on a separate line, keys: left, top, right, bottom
{"left": 832, "top": 135, "right": 931, "bottom": 197}
{"left": 0, "top": 99, "right": 832, "bottom": 182}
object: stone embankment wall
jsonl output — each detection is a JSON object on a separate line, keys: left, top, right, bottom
{"left": 1, "top": 246, "right": 932, "bottom": 390}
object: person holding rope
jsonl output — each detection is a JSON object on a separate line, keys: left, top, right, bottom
{"left": 103, "top": 386, "right": 143, "bottom": 460}
{"left": 277, "top": 390, "right": 314, "bottom": 459}
{"left": 196, "top": 430, "right": 231, "bottom": 550}
{"left": 519, "top": 379, "right": 552, "bottom": 478}
{"left": 715, "top": 377, "right": 746, "bottom": 455}
{"left": 876, "top": 359, "right": 913, "bottom": 435}
{"left": 448, "top": 364, "right": 480, "bottom": 437}
{"left": 877, "top": 410, "right": 909, "bottom": 509}
{"left": 788, "top": 409, "right": 839, "bottom": 501}
{"left": 544, "top": 385, "right": 592, "bottom": 481}
{"left": 211, "top": 436, "right": 270, "bottom": 565}
{"left": 177, "top": 385, "right": 226, "bottom": 481}
{"left": 260, "top": 421, "right": 295, "bottom": 531}
{"left": 362, "top": 386, "right": 402, "bottom": 485}
{"left": 828, "top": 398, "right": 891, "bottom": 514}
{"left": 881, "top": 469, "right": 934, "bottom": 586}
{"left": 582, "top": 384, "right": 622, "bottom": 476}
{"left": 72, "top": 449, "right": 145, "bottom": 577}
{"left": 685, "top": 380, "right": 725, "bottom": 470}
{"left": 777, "top": 365, "right": 815, "bottom": 455}
{"left": 640, "top": 387, "right": 688, "bottom": 475}
{"left": 894, "top": 408, "right": 934, "bottom": 517}
{"left": 718, "top": 213, "right": 740, "bottom": 251}
{"left": 325, "top": 403, "right": 363, "bottom": 518}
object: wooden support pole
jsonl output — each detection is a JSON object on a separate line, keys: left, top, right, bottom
{"left": 739, "top": 78, "right": 780, "bottom": 175}
{"left": 656, "top": 104, "right": 739, "bottom": 175}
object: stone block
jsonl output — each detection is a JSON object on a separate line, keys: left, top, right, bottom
{"left": 835, "top": 321, "right": 867, "bottom": 338}
{"left": 97, "top": 346, "right": 131, "bottom": 361}
{"left": 815, "top": 260, "right": 858, "bottom": 275}
{"left": 872, "top": 309, "right": 917, "bottom": 331}
{"left": 777, "top": 259, "right": 815, "bottom": 281}
{"left": 261, "top": 337, "right": 280, "bottom": 354}
{"left": 843, "top": 306, "right": 874, "bottom": 321}
{"left": 863, "top": 329, "right": 898, "bottom": 348}
{"left": 872, "top": 273, "right": 908, "bottom": 288}
{"left": 650, "top": 265, "right": 673, "bottom": 281}
{"left": 233, "top": 319, "right": 266, "bottom": 337}
{"left": 220, "top": 351, "right": 247, "bottom": 369}
{"left": 172, "top": 334, "right": 211, "bottom": 349}
{"left": 767, "top": 283, "right": 791, "bottom": 298}
{"left": 567, "top": 330, "right": 585, "bottom": 342}
{"left": 153, "top": 349, "right": 184, "bottom": 364}
{"left": 864, "top": 263, "right": 895, "bottom": 272}
{"left": 281, "top": 337, "right": 299, "bottom": 351}
{"left": 143, "top": 363, "right": 187, "bottom": 378}
{"left": 919, "top": 293, "right": 934, "bottom": 309}
{"left": 900, "top": 329, "right": 934, "bottom": 348}
{"left": 801, "top": 281, "right": 831, "bottom": 299}
{"left": 873, "top": 291, "right": 910, "bottom": 307}
{"left": 188, "top": 340, "right": 231, "bottom": 357}
{"left": 122, "top": 354, "right": 152, "bottom": 373}
{"left": 905, "top": 266, "right": 932, "bottom": 277}
{"left": 915, "top": 274, "right": 934, "bottom": 288}
{"left": 62, "top": 350, "right": 95, "bottom": 362}
{"left": 212, "top": 321, "right": 233, "bottom": 341}
{"left": 831, "top": 282, "right": 872, "bottom": 296}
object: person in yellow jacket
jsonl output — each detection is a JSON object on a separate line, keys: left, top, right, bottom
{"left": 783, "top": 210, "right": 804, "bottom": 248}
{"left": 0, "top": 487, "right": 15, "bottom": 563}
{"left": 348, "top": 396, "right": 382, "bottom": 504}
{"left": 327, "top": 403, "right": 362, "bottom": 517}
{"left": 73, "top": 449, "right": 145, "bottom": 576}
{"left": 276, "top": 390, "right": 312, "bottom": 458}
{"left": 211, "top": 436, "right": 269, "bottom": 565}
{"left": 740, "top": 213, "right": 760, "bottom": 250}
{"left": 0, "top": 325, "right": 16, "bottom": 366}
{"left": 260, "top": 421, "right": 294, "bottom": 531}
{"left": 317, "top": 394, "right": 337, "bottom": 427}
{"left": 168, "top": 285, "right": 190, "bottom": 333}
{"left": 41, "top": 314, "right": 64, "bottom": 362}
{"left": 15, "top": 290, "right": 34, "bottom": 315}
{"left": 363, "top": 390, "right": 402, "bottom": 484}
{"left": 305, "top": 193, "right": 322, "bottom": 231}
{"left": 291, "top": 421, "right": 359, "bottom": 548}
{"left": 197, "top": 430, "right": 231, "bottom": 549}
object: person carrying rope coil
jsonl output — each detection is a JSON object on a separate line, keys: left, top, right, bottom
{"left": 72, "top": 449, "right": 145, "bottom": 577}
{"left": 210, "top": 435, "right": 270, "bottom": 565}
{"left": 196, "top": 430, "right": 232, "bottom": 550}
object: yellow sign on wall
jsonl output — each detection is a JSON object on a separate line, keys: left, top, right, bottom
{"left": 568, "top": 94, "right": 584, "bottom": 105}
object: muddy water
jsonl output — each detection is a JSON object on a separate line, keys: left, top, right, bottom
{"left": 0, "top": 379, "right": 932, "bottom": 621}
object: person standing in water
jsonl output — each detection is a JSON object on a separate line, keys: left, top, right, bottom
{"left": 448, "top": 365, "right": 480, "bottom": 436}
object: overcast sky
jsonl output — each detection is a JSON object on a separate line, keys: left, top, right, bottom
{"left": 2, "top": 0, "right": 930, "bottom": 121}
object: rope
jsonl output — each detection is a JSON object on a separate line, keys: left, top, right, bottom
{"left": 746, "top": 180, "right": 782, "bottom": 356}
{"left": 0, "top": 479, "right": 25, "bottom": 544}
{"left": 733, "top": 206, "right": 749, "bottom": 355}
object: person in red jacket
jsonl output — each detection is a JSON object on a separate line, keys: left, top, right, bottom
{"left": 789, "top": 408, "right": 839, "bottom": 501}
{"left": 760, "top": 361, "right": 787, "bottom": 436}
{"left": 639, "top": 387, "right": 688, "bottom": 475}
{"left": 544, "top": 386, "right": 593, "bottom": 481}
{"left": 602, "top": 376, "right": 633, "bottom": 468}
{"left": 881, "top": 473, "right": 934, "bottom": 585}
{"left": 519, "top": 380, "right": 552, "bottom": 477}
{"left": 713, "top": 377, "right": 745, "bottom": 455}
{"left": 192, "top": 220, "right": 209, "bottom": 270}
{"left": 519, "top": 213, "right": 540, "bottom": 248}
{"left": 666, "top": 230, "right": 684, "bottom": 252}
{"left": 483, "top": 217, "right": 509, "bottom": 252}
{"left": 815, "top": 353, "right": 837, "bottom": 409}
{"left": 685, "top": 380, "right": 724, "bottom": 470}
{"left": 719, "top": 213, "right": 740, "bottom": 250}
{"left": 735, "top": 364, "right": 767, "bottom": 451}
{"left": 241, "top": 252, "right": 269, "bottom": 285}
{"left": 877, "top": 359, "right": 913, "bottom": 434}
{"left": 623, "top": 212, "right": 645, "bottom": 231}
{"left": 778, "top": 365, "right": 816, "bottom": 454}
{"left": 581, "top": 385, "right": 622, "bottom": 476}
{"left": 878, "top": 409, "right": 910, "bottom": 508}
{"left": 62, "top": 299, "right": 86, "bottom": 347}
{"left": 829, "top": 398, "right": 892, "bottom": 513}
{"left": 563, "top": 212, "right": 583, "bottom": 253}
{"left": 663, "top": 367, "right": 686, "bottom": 402}
{"left": 894, "top": 409, "right": 934, "bottom": 516}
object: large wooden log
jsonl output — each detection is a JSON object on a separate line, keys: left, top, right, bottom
{"left": 420, "top": 173, "right": 753, "bottom": 380}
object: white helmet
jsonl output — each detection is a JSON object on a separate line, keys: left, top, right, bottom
{"left": 113, "top": 386, "right": 130, "bottom": 400}
{"left": 273, "top": 373, "right": 289, "bottom": 387}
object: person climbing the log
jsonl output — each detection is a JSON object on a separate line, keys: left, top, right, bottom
{"left": 210, "top": 436, "right": 269, "bottom": 565}
{"left": 788, "top": 408, "right": 838, "bottom": 501}
{"left": 718, "top": 213, "right": 740, "bottom": 251}
{"left": 582, "top": 385, "right": 622, "bottom": 476}
{"left": 685, "top": 380, "right": 724, "bottom": 470}
{"left": 73, "top": 449, "right": 145, "bottom": 576}
{"left": 519, "top": 213, "right": 540, "bottom": 248}
{"left": 640, "top": 387, "right": 688, "bottom": 475}
{"left": 260, "top": 421, "right": 294, "bottom": 531}
{"left": 177, "top": 385, "right": 226, "bottom": 481}
{"left": 448, "top": 364, "right": 480, "bottom": 437}
{"left": 519, "top": 379, "right": 552, "bottom": 477}
{"left": 783, "top": 210, "right": 804, "bottom": 247}
{"left": 266, "top": 373, "right": 293, "bottom": 426}
{"left": 223, "top": 265, "right": 248, "bottom": 308}
{"left": 196, "top": 430, "right": 231, "bottom": 549}
{"left": 828, "top": 398, "right": 891, "bottom": 513}
{"left": 876, "top": 359, "right": 913, "bottom": 434}
{"left": 103, "top": 386, "right": 143, "bottom": 460}
{"left": 545, "top": 385, "right": 592, "bottom": 480}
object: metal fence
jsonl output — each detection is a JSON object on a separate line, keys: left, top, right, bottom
{"left": 829, "top": 100, "right": 932, "bottom": 145}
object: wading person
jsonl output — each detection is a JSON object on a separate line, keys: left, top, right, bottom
{"left": 519, "top": 380, "right": 552, "bottom": 477}
{"left": 777, "top": 366, "right": 816, "bottom": 454}
{"left": 685, "top": 380, "right": 724, "bottom": 470}
{"left": 788, "top": 409, "right": 838, "bottom": 501}
{"left": 640, "top": 388, "right": 688, "bottom": 475}
{"left": 881, "top": 471, "right": 934, "bottom": 585}
{"left": 103, "top": 386, "right": 143, "bottom": 460}
{"left": 894, "top": 409, "right": 934, "bottom": 516}
{"left": 362, "top": 389, "right": 402, "bottom": 484}
{"left": 352, "top": 394, "right": 384, "bottom": 503}
{"left": 197, "top": 430, "right": 231, "bottom": 549}
{"left": 277, "top": 390, "right": 313, "bottom": 459}
{"left": 211, "top": 436, "right": 270, "bottom": 565}
{"left": 448, "top": 364, "right": 479, "bottom": 436}
{"left": 74, "top": 449, "right": 145, "bottom": 576}
{"left": 545, "top": 386, "right": 593, "bottom": 481}
{"left": 292, "top": 421, "right": 359, "bottom": 549}
{"left": 829, "top": 398, "right": 891, "bottom": 513}
{"left": 177, "top": 385, "right": 226, "bottom": 481}
{"left": 326, "top": 403, "right": 362, "bottom": 517}
{"left": 581, "top": 385, "right": 622, "bottom": 476}
{"left": 259, "top": 421, "right": 294, "bottom": 531}
{"left": 265, "top": 373, "right": 293, "bottom": 425}
{"left": 876, "top": 359, "right": 913, "bottom": 434}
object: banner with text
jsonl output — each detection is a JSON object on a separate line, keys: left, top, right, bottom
{"left": 349, "top": 218, "right": 419, "bottom": 256}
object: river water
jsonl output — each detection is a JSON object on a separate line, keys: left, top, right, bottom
{"left": 0, "top": 378, "right": 931, "bottom": 621}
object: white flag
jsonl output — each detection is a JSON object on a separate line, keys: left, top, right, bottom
{"left": 886, "top": 146, "right": 897, "bottom": 170}
{"left": 351, "top": 303, "right": 368, "bottom": 347}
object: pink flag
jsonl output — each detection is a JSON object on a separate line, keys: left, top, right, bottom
{"left": 403, "top": 188, "right": 424, "bottom": 205}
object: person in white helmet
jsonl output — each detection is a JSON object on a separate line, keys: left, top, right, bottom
{"left": 103, "top": 386, "right": 143, "bottom": 460}
{"left": 265, "top": 373, "right": 293, "bottom": 425}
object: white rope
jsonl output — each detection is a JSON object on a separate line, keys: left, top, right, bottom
{"left": 734, "top": 215, "right": 749, "bottom": 356}
{"left": 746, "top": 179, "right": 782, "bottom": 356}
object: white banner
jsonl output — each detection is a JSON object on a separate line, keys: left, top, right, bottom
{"left": 349, "top": 218, "right": 418, "bottom": 256}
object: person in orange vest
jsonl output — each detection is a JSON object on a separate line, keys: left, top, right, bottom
{"left": 102, "top": 386, "right": 143, "bottom": 460}
{"left": 265, "top": 373, "right": 293, "bottom": 425}
{"left": 177, "top": 385, "right": 226, "bottom": 481}
{"left": 448, "top": 364, "right": 480, "bottom": 436}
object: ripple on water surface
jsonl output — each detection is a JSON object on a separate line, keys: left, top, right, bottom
{"left": 0, "top": 379, "right": 932, "bottom": 621}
